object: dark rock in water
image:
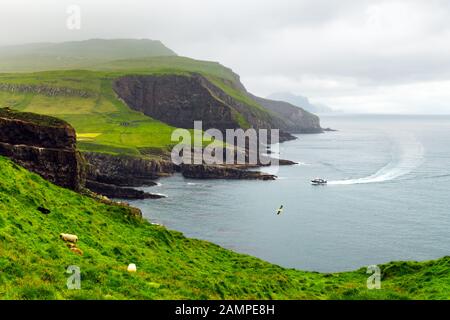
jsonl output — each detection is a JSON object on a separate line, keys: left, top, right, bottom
{"left": 0, "top": 108, "right": 85, "bottom": 191}
{"left": 179, "top": 164, "right": 276, "bottom": 180}
{"left": 278, "top": 159, "right": 298, "bottom": 166}
{"left": 279, "top": 131, "right": 297, "bottom": 142}
{"left": 323, "top": 127, "right": 338, "bottom": 132}
{"left": 85, "top": 180, "right": 165, "bottom": 200}
{"left": 37, "top": 206, "right": 51, "bottom": 214}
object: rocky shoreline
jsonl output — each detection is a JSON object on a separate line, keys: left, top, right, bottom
{"left": 178, "top": 163, "right": 276, "bottom": 180}
{"left": 83, "top": 152, "right": 285, "bottom": 198}
{"left": 85, "top": 180, "right": 166, "bottom": 200}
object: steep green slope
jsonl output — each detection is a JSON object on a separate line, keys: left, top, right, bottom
{"left": 0, "top": 57, "right": 283, "bottom": 157}
{"left": 0, "top": 39, "right": 176, "bottom": 73}
{"left": 0, "top": 155, "right": 449, "bottom": 299}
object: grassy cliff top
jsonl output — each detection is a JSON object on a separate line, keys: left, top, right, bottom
{"left": 0, "top": 107, "right": 69, "bottom": 128}
{"left": 0, "top": 39, "right": 177, "bottom": 73}
{"left": 0, "top": 155, "right": 449, "bottom": 299}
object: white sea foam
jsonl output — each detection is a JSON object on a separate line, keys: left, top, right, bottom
{"left": 151, "top": 192, "right": 168, "bottom": 197}
{"left": 328, "top": 133, "right": 424, "bottom": 185}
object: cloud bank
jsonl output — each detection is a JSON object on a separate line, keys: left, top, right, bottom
{"left": 1, "top": 0, "right": 450, "bottom": 113}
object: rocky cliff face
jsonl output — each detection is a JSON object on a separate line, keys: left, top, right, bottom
{"left": 113, "top": 74, "right": 243, "bottom": 132}
{"left": 113, "top": 73, "right": 321, "bottom": 138}
{"left": 84, "top": 152, "right": 175, "bottom": 187}
{"left": 0, "top": 108, "right": 85, "bottom": 190}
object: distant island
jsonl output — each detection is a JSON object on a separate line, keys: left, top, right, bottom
{"left": 267, "top": 92, "right": 335, "bottom": 114}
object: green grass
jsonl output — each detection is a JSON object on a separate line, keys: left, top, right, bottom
{"left": 92, "top": 56, "right": 240, "bottom": 83}
{"left": 0, "top": 155, "right": 449, "bottom": 299}
{"left": 0, "top": 39, "right": 176, "bottom": 73}
{"left": 0, "top": 107, "right": 69, "bottom": 127}
{"left": 0, "top": 56, "right": 276, "bottom": 157}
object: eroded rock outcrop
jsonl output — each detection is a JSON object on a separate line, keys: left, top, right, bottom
{"left": 0, "top": 83, "right": 93, "bottom": 98}
{"left": 84, "top": 152, "right": 175, "bottom": 187}
{"left": 0, "top": 108, "right": 85, "bottom": 190}
{"left": 84, "top": 151, "right": 279, "bottom": 186}
{"left": 84, "top": 152, "right": 175, "bottom": 198}
{"left": 85, "top": 180, "right": 166, "bottom": 200}
{"left": 179, "top": 164, "right": 276, "bottom": 180}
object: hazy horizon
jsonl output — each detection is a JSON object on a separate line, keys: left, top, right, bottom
{"left": 2, "top": 0, "right": 450, "bottom": 114}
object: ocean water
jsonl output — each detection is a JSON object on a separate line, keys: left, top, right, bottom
{"left": 129, "top": 115, "right": 450, "bottom": 272}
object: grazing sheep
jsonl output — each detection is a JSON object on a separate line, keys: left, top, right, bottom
{"left": 70, "top": 247, "right": 83, "bottom": 256}
{"left": 60, "top": 233, "right": 78, "bottom": 243}
{"left": 127, "top": 263, "right": 137, "bottom": 272}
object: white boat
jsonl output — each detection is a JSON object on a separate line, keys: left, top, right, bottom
{"left": 311, "top": 178, "right": 327, "bottom": 185}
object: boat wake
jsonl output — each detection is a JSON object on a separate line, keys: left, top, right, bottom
{"left": 328, "top": 133, "right": 424, "bottom": 185}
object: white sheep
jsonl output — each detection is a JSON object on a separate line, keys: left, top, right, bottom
{"left": 127, "top": 263, "right": 137, "bottom": 272}
{"left": 59, "top": 233, "right": 78, "bottom": 243}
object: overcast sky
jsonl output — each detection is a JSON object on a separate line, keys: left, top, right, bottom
{"left": 1, "top": 0, "right": 450, "bottom": 113}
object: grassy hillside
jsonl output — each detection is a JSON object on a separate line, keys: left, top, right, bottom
{"left": 0, "top": 56, "right": 277, "bottom": 157}
{"left": 0, "top": 39, "right": 176, "bottom": 73}
{"left": 0, "top": 70, "right": 176, "bottom": 156}
{"left": 0, "top": 155, "right": 449, "bottom": 299}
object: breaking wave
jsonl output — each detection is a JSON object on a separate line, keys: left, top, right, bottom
{"left": 328, "top": 133, "right": 424, "bottom": 185}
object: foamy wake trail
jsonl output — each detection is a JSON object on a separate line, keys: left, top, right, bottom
{"left": 328, "top": 133, "right": 424, "bottom": 185}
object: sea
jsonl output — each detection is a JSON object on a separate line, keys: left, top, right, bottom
{"left": 129, "top": 114, "right": 450, "bottom": 272}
